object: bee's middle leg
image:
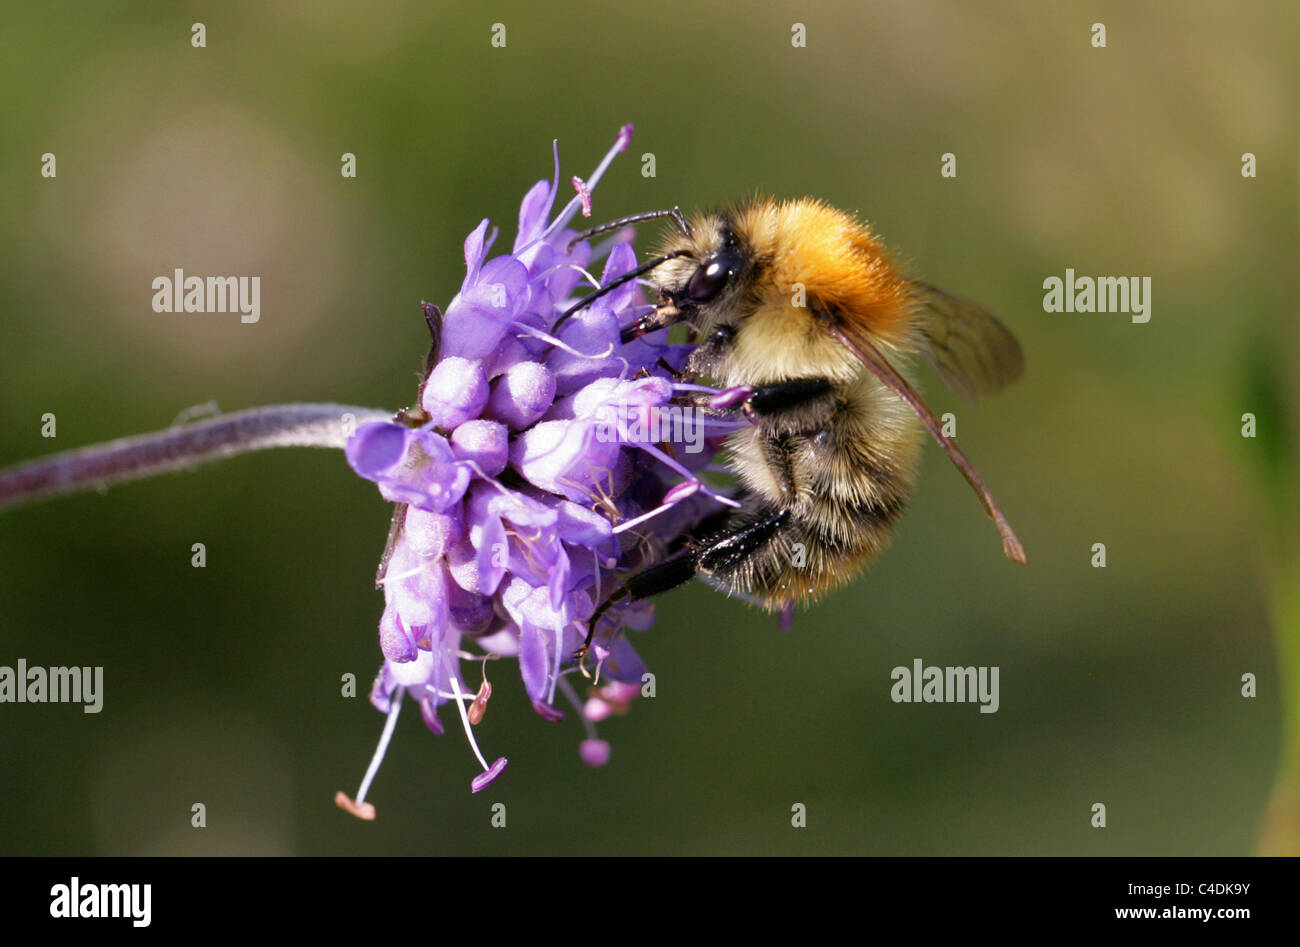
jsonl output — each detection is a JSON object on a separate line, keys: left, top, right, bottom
{"left": 732, "top": 378, "right": 835, "bottom": 422}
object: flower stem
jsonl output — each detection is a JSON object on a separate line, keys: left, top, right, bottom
{"left": 0, "top": 403, "right": 391, "bottom": 512}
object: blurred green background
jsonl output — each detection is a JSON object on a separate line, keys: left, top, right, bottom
{"left": 1, "top": 1, "right": 1296, "bottom": 855}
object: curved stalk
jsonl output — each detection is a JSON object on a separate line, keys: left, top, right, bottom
{"left": 0, "top": 403, "right": 390, "bottom": 512}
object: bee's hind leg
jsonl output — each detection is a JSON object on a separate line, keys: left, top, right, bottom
{"left": 578, "top": 507, "right": 791, "bottom": 658}
{"left": 695, "top": 507, "right": 791, "bottom": 578}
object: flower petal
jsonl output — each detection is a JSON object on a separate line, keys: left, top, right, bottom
{"left": 421, "top": 357, "right": 490, "bottom": 429}
{"left": 518, "top": 619, "right": 551, "bottom": 702}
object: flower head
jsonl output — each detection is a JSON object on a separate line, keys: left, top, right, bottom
{"left": 336, "top": 127, "right": 740, "bottom": 815}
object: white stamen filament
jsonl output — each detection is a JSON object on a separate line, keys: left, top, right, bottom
{"left": 376, "top": 560, "right": 431, "bottom": 586}
{"left": 612, "top": 494, "right": 690, "bottom": 535}
{"left": 540, "top": 262, "right": 602, "bottom": 290}
{"left": 512, "top": 321, "right": 617, "bottom": 361}
{"left": 449, "top": 672, "right": 492, "bottom": 772}
{"left": 353, "top": 685, "right": 404, "bottom": 807}
{"left": 635, "top": 442, "right": 743, "bottom": 510}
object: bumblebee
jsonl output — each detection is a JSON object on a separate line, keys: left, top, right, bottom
{"left": 560, "top": 198, "right": 1026, "bottom": 644}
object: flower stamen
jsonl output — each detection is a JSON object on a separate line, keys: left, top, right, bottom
{"left": 612, "top": 485, "right": 697, "bottom": 535}
{"left": 571, "top": 176, "right": 593, "bottom": 217}
{"left": 335, "top": 684, "right": 405, "bottom": 821}
{"left": 449, "top": 670, "right": 508, "bottom": 792}
{"left": 468, "top": 680, "right": 492, "bottom": 725}
{"left": 538, "top": 124, "right": 635, "bottom": 244}
{"left": 512, "top": 322, "right": 619, "bottom": 362}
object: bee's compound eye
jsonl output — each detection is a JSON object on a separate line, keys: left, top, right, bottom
{"left": 686, "top": 257, "right": 732, "bottom": 303}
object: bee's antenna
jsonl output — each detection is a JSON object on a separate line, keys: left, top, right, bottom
{"left": 566, "top": 207, "right": 692, "bottom": 254}
{"left": 552, "top": 250, "right": 690, "bottom": 332}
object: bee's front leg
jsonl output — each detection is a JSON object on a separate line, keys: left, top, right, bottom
{"left": 576, "top": 552, "right": 699, "bottom": 659}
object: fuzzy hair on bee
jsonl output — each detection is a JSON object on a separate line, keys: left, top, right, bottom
{"left": 565, "top": 197, "right": 1026, "bottom": 649}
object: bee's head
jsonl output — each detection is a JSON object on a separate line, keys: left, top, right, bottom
{"left": 632, "top": 214, "right": 756, "bottom": 340}
{"left": 554, "top": 208, "right": 757, "bottom": 342}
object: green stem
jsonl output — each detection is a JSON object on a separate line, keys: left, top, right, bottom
{"left": 0, "top": 403, "right": 391, "bottom": 512}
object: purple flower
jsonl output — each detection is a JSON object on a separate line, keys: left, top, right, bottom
{"left": 336, "top": 127, "right": 743, "bottom": 817}
{"left": 345, "top": 423, "right": 470, "bottom": 512}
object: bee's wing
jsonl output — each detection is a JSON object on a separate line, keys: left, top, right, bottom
{"left": 821, "top": 311, "right": 1027, "bottom": 566}
{"left": 908, "top": 281, "right": 1024, "bottom": 401}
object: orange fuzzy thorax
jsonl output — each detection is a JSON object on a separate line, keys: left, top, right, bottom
{"left": 730, "top": 197, "right": 915, "bottom": 349}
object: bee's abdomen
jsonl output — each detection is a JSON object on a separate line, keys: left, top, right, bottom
{"left": 697, "top": 458, "right": 914, "bottom": 609}
{"left": 700, "top": 387, "right": 921, "bottom": 609}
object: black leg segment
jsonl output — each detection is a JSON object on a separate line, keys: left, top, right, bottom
{"left": 579, "top": 503, "right": 791, "bottom": 657}
{"left": 747, "top": 378, "right": 834, "bottom": 418}
{"left": 579, "top": 550, "right": 700, "bottom": 657}
{"left": 697, "top": 508, "right": 790, "bottom": 575}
